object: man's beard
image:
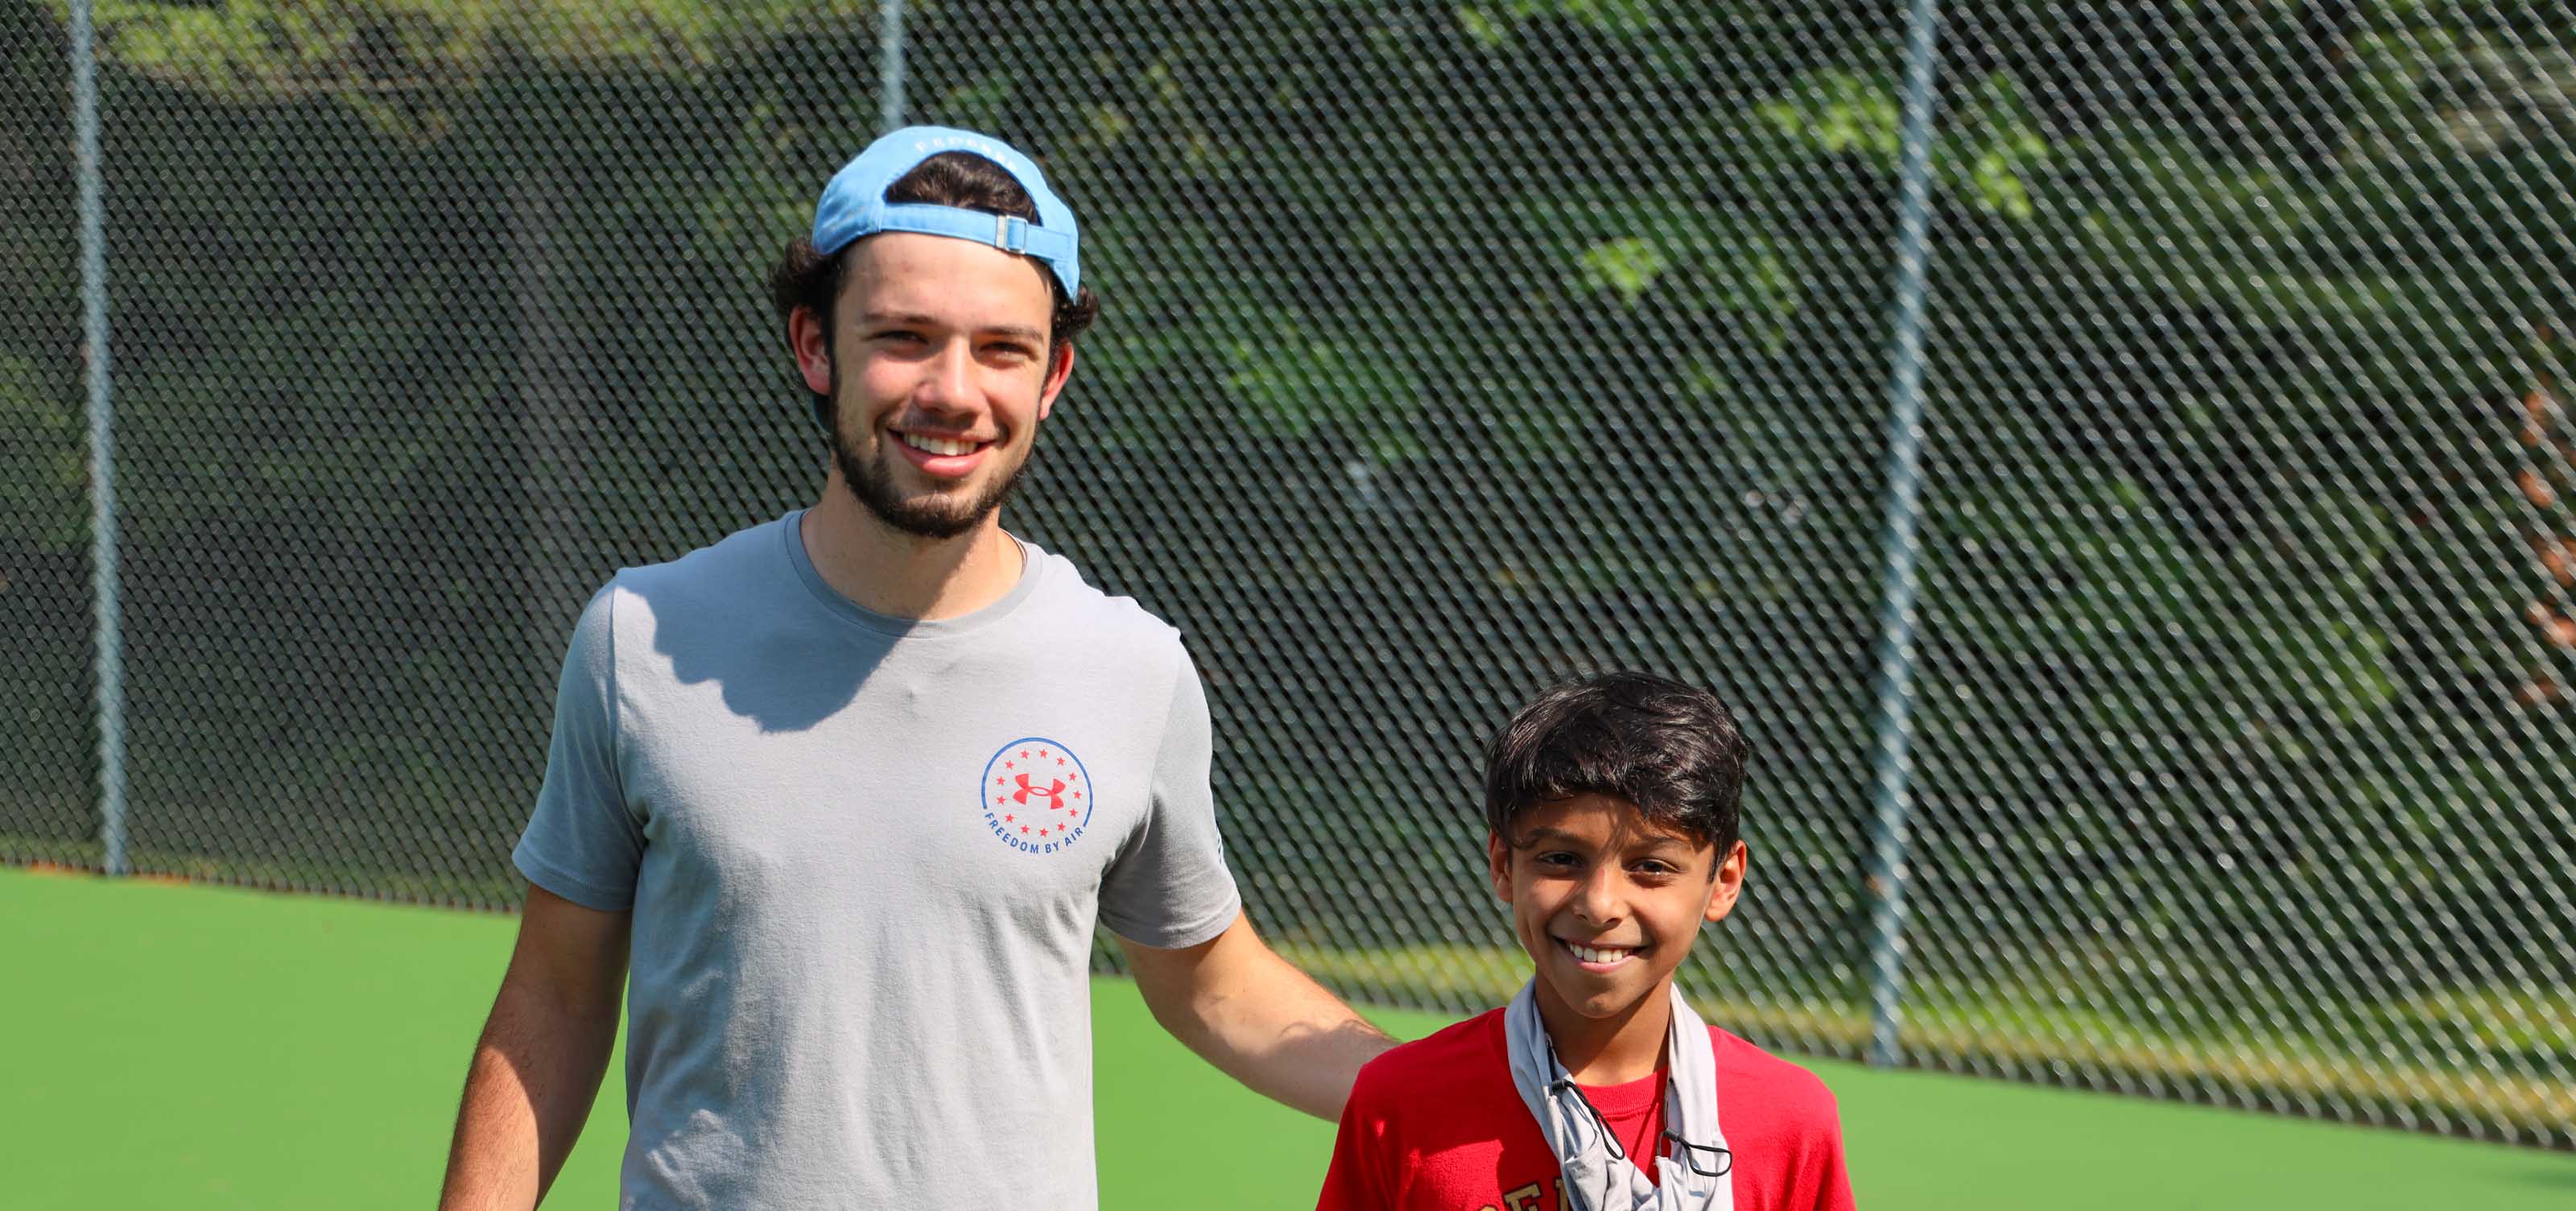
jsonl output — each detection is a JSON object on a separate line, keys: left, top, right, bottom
{"left": 818, "top": 370, "right": 1032, "bottom": 540}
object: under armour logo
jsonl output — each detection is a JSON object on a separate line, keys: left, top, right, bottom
{"left": 980, "top": 737, "right": 1091, "bottom": 856}
{"left": 1012, "top": 773, "right": 1071, "bottom": 811}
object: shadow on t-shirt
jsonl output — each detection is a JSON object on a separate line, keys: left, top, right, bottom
{"left": 623, "top": 513, "right": 918, "bottom": 734}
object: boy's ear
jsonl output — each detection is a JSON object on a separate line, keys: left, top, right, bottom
{"left": 1703, "top": 840, "right": 1749, "bottom": 925}
{"left": 1487, "top": 831, "right": 1513, "bottom": 903}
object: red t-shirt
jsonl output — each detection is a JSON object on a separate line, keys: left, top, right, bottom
{"left": 1317, "top": 1009, "right": 1855, "bottom": 1211}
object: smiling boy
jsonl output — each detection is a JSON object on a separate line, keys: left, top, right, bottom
{"left": 1317, "top": 672, "right": 1853, "bottom": 1211}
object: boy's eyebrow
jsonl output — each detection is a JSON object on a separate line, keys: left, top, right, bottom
{"left": 1520, "top": 825, "right": 1695, "bottom": 853}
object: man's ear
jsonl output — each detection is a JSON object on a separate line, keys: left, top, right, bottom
{"left": 1487, "top": 831, "right": 1514, "bottom": 904}
{"left": 1036, "top": 341, "right": 1077, "bottom": 421}
{"left": 1703, "top": 841, "right": 1748, "bottom": 925}
{"left": 790, "top": 306, "right": 834, "bottom": 396}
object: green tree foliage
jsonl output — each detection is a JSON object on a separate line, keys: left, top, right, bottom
{"left": 0, "top": 0, "right": 92, "bottom": 845}
{"left": 1898, "top": 2, "right": 2576, "bottom": 998}
{"left": 60, "top": 1, "right": 824, "bottom": 85}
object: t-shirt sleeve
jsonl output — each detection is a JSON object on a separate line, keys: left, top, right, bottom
{"left": 1096, "top": 652, "right": 1243, "bottom": 949}
{"left": 1794, "top": 1077, "right": 1856, "bottom": 1211}
{"left": 1315, "top": 1063, "right": 1395, "bottom": 1209}
{"left": 511, "top": 583, "right": 645, "bottom": 911}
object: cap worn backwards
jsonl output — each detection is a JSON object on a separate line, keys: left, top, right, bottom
{"left": 809, "top": 126, "right": 1081, "bottom": 298}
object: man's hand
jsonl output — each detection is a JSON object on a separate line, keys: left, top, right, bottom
{"left": 437, "top": 884, "right": 630, "bottom": 1210}
{"left": 1120, "top": 911, "right": 1397, "bottom": 1120}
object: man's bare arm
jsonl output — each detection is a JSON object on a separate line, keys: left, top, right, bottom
{"left": 437, "top": 884, "right": 630, "bottom": 1210}
{"left": 1121, "top": 910, "right": 1397, "bottom": 1120}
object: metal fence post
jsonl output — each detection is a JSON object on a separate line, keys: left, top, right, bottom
{"left": 1867, "top": 0, "right": 1943, "bottom": 1069}
{"left": 69, "top": 0, "right": 128, "bottom": 876}
{"left": 879, "top": 0, "right": 906, "bottom": 132}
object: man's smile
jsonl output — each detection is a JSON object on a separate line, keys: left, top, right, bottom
{"left": 890, "top": 428, "right": 994, "bottom": 477}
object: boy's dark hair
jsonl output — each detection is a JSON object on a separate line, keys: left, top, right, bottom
{"left": 767, "top": 151, "right": 1102, "bottom": 429}
{"left": 1483, "top": 671, "right": 1749, "bottom": 856}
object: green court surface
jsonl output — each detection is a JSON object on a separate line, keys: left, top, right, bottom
{"left": 5, "top": 868, "right": 2571, "bottom": 1209}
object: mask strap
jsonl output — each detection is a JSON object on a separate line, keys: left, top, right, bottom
{"left": 1547, "top": 1076, "right": 1629, "bottom": 1163}
{"left": 1662, "top": 1131, "right": 1733, "bottom": 1177}
{"left": 1540, "top": 1032, "right": 1629, "bottom": 1163}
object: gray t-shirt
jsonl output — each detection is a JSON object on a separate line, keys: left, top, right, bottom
{"left": 514, "top": 511, "right": 1242, "bottom": 1209}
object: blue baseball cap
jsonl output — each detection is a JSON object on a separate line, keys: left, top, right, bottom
{"left": 809, "top": 126, "right": 1081, "bottom": 298}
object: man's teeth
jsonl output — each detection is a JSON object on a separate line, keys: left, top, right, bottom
{"left": 1565, "top": 940, "right": 1637, "bottom": 965}
{"left": 901, "top": 433, "right": 979, "bottom": 457}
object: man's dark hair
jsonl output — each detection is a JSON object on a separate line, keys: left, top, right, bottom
{"left": 1483, "top": 671, "right": 1750, "bottom": 857}
{"left": 767, "top": 151, "right": 1102, "bottom": 429}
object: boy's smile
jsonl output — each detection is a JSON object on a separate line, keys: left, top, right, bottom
{"left": 1490, "top": 792, "right": 1748, "bottom": 1081}
{"left": 1561, "top": 940, "right": 1638, "bottom": 970}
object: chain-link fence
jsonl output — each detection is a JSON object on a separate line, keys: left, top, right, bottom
{"left": 5, "top": 0, "right": 2572, "bottom": 1147}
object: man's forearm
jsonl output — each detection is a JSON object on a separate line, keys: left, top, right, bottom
{"left": 1135, "top": 919, "right": 1397, "bottom": 1119}
{"left": 1180, "top": 965, "right": 1396, "bottom": 1118}
{"left": 437, "top": 986, "right": 620, "bottom": 1210}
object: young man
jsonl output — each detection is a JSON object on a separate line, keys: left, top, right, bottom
{"left": 1318, "top": 672, "right": 1853, "bottom": 1211}
{"left": 437, "top": 126, "right": 1392, "bottom": 1210}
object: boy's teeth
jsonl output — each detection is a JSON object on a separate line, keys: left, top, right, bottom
{"left": 1567, "top": 940, "right": 1634, "bottom": 965}
{"left": 902, "top": 433, "right": 977, "bottom": 456}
